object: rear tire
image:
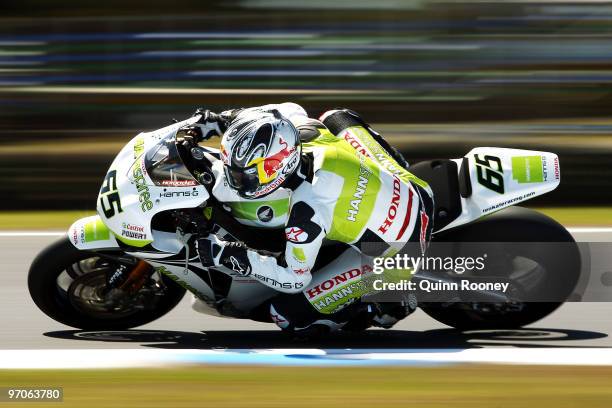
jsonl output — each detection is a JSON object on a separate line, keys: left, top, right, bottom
{"left": 421, "top": 207, "right": 581, "bottom": 330}
{"left": 28, "top": 237, "right": 186, "bottom": 330}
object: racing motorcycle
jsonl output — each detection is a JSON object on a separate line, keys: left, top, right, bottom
{"left": 28, "top": 114, "right": 581, "bottom": 331}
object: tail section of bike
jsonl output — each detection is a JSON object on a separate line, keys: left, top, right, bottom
{"left": 410, "top": 147, "right": 560, "bottom": 233}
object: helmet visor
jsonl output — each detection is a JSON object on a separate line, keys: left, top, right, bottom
{"left": 224, "top": 164, "right": 261, "bottom": 197}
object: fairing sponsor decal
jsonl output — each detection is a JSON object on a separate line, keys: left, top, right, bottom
{"left": 304, "top": 265, "right": 374, "bottom": 314}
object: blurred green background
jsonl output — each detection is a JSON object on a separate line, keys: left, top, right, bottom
{"left": 1, "top": 0, "right": 611, "bottom": 210}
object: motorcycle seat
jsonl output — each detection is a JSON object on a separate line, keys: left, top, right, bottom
{"left": 409, "top": 158, "right": 470, "bottom": 232}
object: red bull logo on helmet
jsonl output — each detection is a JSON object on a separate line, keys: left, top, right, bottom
{"left": 253, "top": 137, "right": 297, "bottom": 184}
{"left": 261, "top": 138, "right": 296, "bottom": 179}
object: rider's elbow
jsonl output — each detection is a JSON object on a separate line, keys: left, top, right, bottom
{"left": 277, "top": 102, "right": 307, "bottom": 120}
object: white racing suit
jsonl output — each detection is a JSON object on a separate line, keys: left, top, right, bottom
{"left": 207, "top": 103, "right": 434, "bottom": 333}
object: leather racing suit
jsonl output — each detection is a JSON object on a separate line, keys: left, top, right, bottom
{"left": 203, "top": 103, "right": 434, "bottom": 333}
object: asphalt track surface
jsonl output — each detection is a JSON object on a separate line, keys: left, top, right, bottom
{"left": 2, "top": 230, "right": 612, "bottom": 350}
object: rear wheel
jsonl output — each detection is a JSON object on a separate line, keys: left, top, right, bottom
{"left": 28, "top": 237, "right": 186, "bottom": 330}
{"left": 421, "top": 207, "right": 581, "bottom": 330}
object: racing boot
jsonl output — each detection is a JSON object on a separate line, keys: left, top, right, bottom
{"left": 371, "top": 293, "right": 418, "bottom": 329}
{"left": 270, "top": 297, "right": 377, "bottom": 339}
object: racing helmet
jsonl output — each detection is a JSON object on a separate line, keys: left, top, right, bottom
{"left": 220, "top": 109, "right": 301, "bottom": 199}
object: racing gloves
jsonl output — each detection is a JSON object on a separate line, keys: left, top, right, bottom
{"left": 196, "top": 234, "right": 253, "bottom": 276}
{"left": 192, "top": 108, "right": 244, "bottom": 137}
{"left": 188, "top": 109, "right": 224, "bottom": 141}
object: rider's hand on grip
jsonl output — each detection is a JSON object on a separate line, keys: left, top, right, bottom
{"left": 179, "top": 125, "right": 204, "bottom": 148}
{"left": 193, "top": 108, "right": 228, "bottom": 139}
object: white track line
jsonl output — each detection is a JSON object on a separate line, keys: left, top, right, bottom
{"left": 0, "top": 231, "right": 64, "bottom": 236}
{"left": 567, "top": 227, "right": 612, "bottom": 233}
{"left": 3, "top": 348, "right": 612, "bottom": 368}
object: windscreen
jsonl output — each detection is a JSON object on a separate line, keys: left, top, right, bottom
{"left": 142, "top": 133, "right": 198, "bottom": 187}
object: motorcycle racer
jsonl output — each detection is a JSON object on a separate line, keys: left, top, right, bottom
{"left": 195, "top": 103, "right": 434, "bottom": 334}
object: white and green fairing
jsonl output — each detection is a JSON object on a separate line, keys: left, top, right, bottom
{"left": 66, "top": 116, "right": 295, "bottom": 318}
{"left": 70, "top": 117, "right": 210, "bottom": 250}
{"left": 68, "top": 215, "right": 118, "bottom": 250}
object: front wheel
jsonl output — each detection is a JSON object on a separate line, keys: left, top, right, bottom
{"left": 421, "top": 207, "right": 581, "bottom": 330}
{"left": 28, "top": 237, "right": 186, "bottom": 330}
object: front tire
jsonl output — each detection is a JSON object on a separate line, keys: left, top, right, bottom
{"left": 421, "top": 207, "right": 581, "bottom": 330}
{"left": 28, "top": 237, "right": 186, "bottom": 330}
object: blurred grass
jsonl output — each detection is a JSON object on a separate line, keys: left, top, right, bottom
{"left": 0, "top": 211, "right": 95, "bottom": 230}
{"left": 535, "top": 207, "right": 612, "bottom": 227}
{"left": 0, "top": 208, "right": 609, "bottom": 230}
{"left": 2, "top": 365, "right": 612, "bottom": 407}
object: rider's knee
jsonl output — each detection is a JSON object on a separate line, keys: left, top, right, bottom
{"left": 268, "top": 293, "right": 319, "bottom": 331}
{"left": 269, "top": 303, "right": 291, "bottom": 330}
